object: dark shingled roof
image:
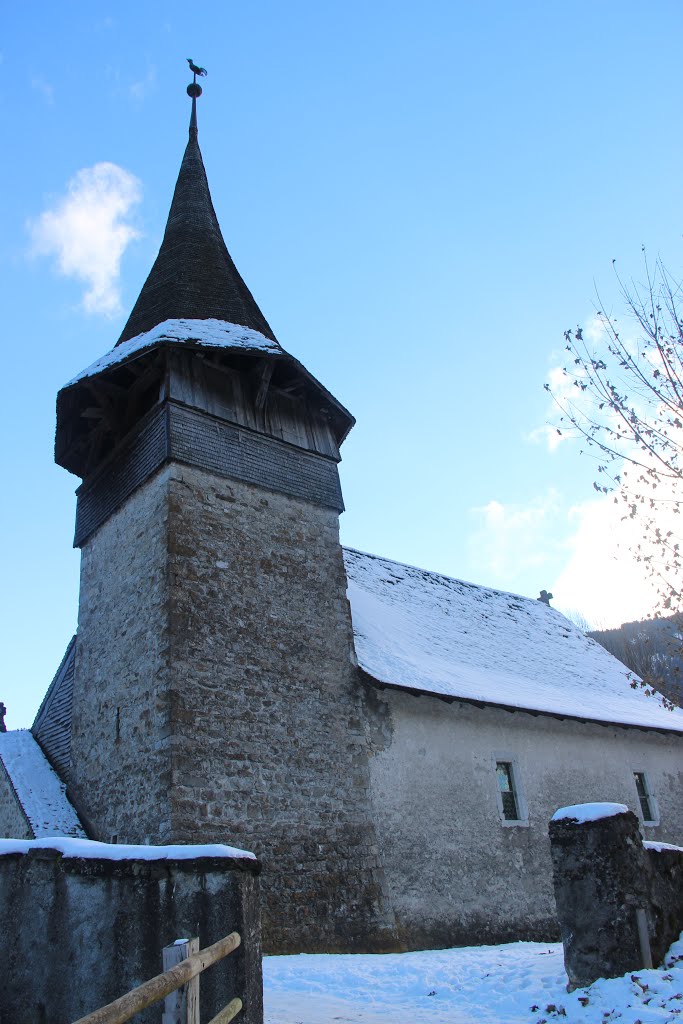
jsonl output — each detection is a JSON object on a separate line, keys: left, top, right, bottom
{"left": 32, "top": 636, "right": 76, "bottom": 780}
{"left": 117, "top": 101, "right": 279, "bottom": 347}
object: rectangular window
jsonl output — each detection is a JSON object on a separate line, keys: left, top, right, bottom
{"left": 634, "top": 771, "right": 655, "bottom": 823}
{"left": 496, "top": 761, "right": 520, "bottom": 821}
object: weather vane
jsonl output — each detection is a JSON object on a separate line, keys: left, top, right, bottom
{"left": 186, "top": 58, "right": 207, "bottom": 99}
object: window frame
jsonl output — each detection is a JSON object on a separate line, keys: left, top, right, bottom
{"left": 632, "top": 769, "right": 659, "bottom": 827}
{"left": 491, "top": 753, "right": 529, "bottom": 827}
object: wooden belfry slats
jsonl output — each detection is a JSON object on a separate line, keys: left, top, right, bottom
{"left": 73, "top": 399, "right": 345, "bottom": 547}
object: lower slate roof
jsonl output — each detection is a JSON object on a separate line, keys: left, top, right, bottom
{"left": 343, "top": 547, "right": 683, "bottom": 733}
{"left": 0, "top": 731, "right": 86, "bottom": 838}
{"left": 32, "top": 635, "right": 76, "bottom": 779}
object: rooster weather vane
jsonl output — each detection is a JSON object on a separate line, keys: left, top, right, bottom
{"left": 186, "top": 58, "right": 207, "bottom": 100}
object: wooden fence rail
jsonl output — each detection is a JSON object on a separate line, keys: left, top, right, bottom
{"left": 205, "top": 998, "right": 243, "bottom": 1024}
{"left": 71, "top": 931, "right": 242, "bottom": 1024}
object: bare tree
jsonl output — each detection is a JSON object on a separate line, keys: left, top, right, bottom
{"left": 589, "top": 617, "right": 683, "bottom": 711}
{"left": 547, "top": 252, "right": 683, "bottom": 614}
{"left": 563, "top": 608, "right": 680, "bottom": 710}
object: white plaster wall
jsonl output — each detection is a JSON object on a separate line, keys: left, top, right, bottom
{"left": 364, "top": 686, "right": 683, "bottom": 948}
{"left": 0, "top": 761, "right": 32, "bottom": 839}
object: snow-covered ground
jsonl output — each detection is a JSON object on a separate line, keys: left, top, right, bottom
{"left": 264, "top": 935, "right": 683, "bottom": 1024}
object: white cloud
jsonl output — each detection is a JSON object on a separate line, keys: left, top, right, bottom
{"left": 129, "top": 66, "right": 157, "bottom": 100}
{"left": 552, "top": 445, "right": 683, "bottom": 628}
{"left": 532, "top": 315, "right": 618, "bottom": 455}
{"left": 525, "top": 423, "right": 567, "bottom": 452}
{"left": 31, "top": 76, "right": 54, "bottom": 105}
{"left": 551, "top": 496, "right": 663, "bottom": 629}
{"left": 584, "top": 313, "right": 608, "bottom": 344}
{"left": 29, "top": 163, "right": 142, "bottom": 316}
{"left": 469, "top": 490, "right": 563, "bottom": 580}
{"left": 530, "top": 361, "right": 582, "bottom": 452}
{"left": 469, "top": 481, "right": 680, "bottom": 629}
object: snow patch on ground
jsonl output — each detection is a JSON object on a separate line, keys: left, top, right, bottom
{"left": 66, "top": 317, "right": 281, "bottom": 384}
{"left": 0, "top": 730, "right": 85, "bottom": 838}
{"left": 0, "top": 835, "right": 256, "bottom": 861}
{"left": 265, "top": 934, "right": 683, "bottom": 1024}
{"left": 551, "top": 802, "right": 629, "bottom": 824}
{"left": 344, "top": 547, "right": 683, "bottom": 732}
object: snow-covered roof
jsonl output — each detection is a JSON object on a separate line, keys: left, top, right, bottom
{"left": 66, "top": 318, "right": 281, "bottom": 386}
{"left": 343, "top": 548, "right": 683, "bottom": 733}
{"left": 0, "top": 731, "right": 86, "bottom": 838}
{"left": 0, "top": 836, "right": 256, "bottom": 861}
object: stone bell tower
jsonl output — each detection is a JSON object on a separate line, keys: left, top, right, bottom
{"left": 55, "top": 76, "right": 393, "bottom": 953}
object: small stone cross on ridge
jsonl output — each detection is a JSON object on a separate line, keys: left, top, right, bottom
{"left": 0, "top": 702, "right": 7, "bottom": 732}
{"left": 538, "top": 590, "right": 554, "bottom": 606}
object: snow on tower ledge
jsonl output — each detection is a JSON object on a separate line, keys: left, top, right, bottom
{"left": 0, "top": 731, "right": 85, "bottom": 838}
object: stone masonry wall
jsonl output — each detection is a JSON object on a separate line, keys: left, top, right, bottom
{"left": 68, "top": 461, "right": 396, "bottom": 953}
{"left": 0, "top": 761, "right": 32, "bottom": 839}
{"left": 69, "top": 466, "right": 173, "bottom": 842}
{"left": 164, "top": 465, "right": 396, "bottom": 953}
{"left": 0, "top": 845, "right": 262, "bottom": 1024}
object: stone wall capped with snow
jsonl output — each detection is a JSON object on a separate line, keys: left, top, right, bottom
{"left": 0, "top": 839, "right": 262, "bottom": 1024}
{"left": 549, "top": 804, "right": 683, "bottom": 989}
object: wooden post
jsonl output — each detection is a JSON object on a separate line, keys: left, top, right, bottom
{"left": 162, "top": 938, "right": 200, "bottom": 1024}
{"left": 71, "top": 931, "right": 241, "bottom": 1024}
{"left": 206, "top": 997, "right": 243, "bottom": 1024}
{"left": 635, "top": 909, "right": 653, "bottom": 969}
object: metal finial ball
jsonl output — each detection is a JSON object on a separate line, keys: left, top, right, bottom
{"left": 187, "top": 83, "right": 203, "bottom": 98}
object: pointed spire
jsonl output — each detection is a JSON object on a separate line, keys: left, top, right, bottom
{"left": 116, "top": 71, "right": 279, "bottom": 347}
{"left": 189, "top": 93, "right": 198, "bottom": 137}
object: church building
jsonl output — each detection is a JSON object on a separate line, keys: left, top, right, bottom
{"left": 2, "top": 81, "right": 683, "bottom": 955}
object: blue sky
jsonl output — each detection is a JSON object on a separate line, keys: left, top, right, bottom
{"left": 2, "top": 1, "right": 682, "bottom": 728}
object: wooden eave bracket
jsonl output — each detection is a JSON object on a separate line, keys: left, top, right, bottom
{"left": 82, "top": 381, "right": 118, "bottom": 432}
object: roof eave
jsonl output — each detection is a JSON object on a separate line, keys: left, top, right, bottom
{"left": 358, "top": 668, "right": 683, "bottom": 737}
